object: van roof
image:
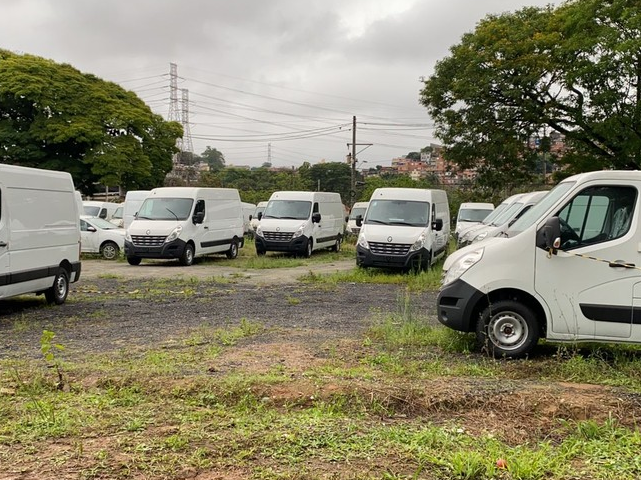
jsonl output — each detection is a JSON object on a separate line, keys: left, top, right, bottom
{"left": 460, "top": 202, "right": 494, "bottom": 209}
{"left": 370, "top": 188, "right": 447, "bottom": 201}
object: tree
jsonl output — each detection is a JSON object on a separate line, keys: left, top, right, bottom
{"left": 200, "top": 146, "right": 225, "bottom": 172}
{"left": 420, "top": 0, "right": 641, "bottom": 187}
{"left": 0, "top": 50, "right": 182, "bottom": 195}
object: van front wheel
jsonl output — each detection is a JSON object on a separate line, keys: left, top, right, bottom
{"left": 304, "top": 239, "right": 313, "bottom": 258}
{"left": 226, "top": 240, "right": 239, "bottom": 259}
{"left": 127, "top": 256, "right": 142, "bottom": 266}
{"left": 477, "top": 300, "right": 539, "bottom": 359}
{"left": 45, "top": 269, "right": 69, "bottom": 305}
{"left": 100, "top": 241, "right": 120, "bottom": 260}
{"left": 179, "top": 244, "right": 195, "bottom": 266}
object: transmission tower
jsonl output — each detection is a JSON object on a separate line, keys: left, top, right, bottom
{"left": 168, "top": 63, "right": 183, "bottom": 167}
{"left": 267, "top": 143, "right": 272, "bottom": 165}
{"left": 181, "top": 88, "right": 194, "bottom": 154}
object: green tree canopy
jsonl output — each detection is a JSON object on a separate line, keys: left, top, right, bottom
{"left": 200, "top": 146, "right": 225, "bottom": 171}
{"left": 420, "top": 0, "right": 641, "bottom": 186}
{"left": 0, "top": 50, "right": 182, "bottom": 195}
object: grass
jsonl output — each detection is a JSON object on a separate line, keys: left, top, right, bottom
{"left": 5, "top": 298, "right": 641, "bottom": 479}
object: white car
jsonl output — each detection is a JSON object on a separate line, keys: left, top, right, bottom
{"left": 80, "top": 215, "right": 126, "bottom": 260}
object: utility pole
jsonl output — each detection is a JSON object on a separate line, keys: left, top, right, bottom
{"left": 347, "top": 116, "right": 372, "bottom": 208}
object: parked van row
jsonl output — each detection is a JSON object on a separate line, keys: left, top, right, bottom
{"left": 437, "top": 170, "right": 641, "bottom": 358}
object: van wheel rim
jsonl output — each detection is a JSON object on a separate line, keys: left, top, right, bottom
{"left": 55, "top": 276, "right": 68, "bottom": 298}
{"left": 103, "top": 245, "right": 117, "bottom": 259}
{"left": 488, "top": 312, "right": 527, "bottom": 350}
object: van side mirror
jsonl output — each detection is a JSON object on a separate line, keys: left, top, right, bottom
{"left": 192, "top": 211, "right": 205, "bottom": 224}
{"left": 312, "top": 212, "right": 321, "bottom": 223}
{"left": 356, "top": 215, "right": 363, "bottom": 227}
{"left": 257, "top": 212, "right": 263, "bottom": 220}
{"left": 536, "top": 216, "right": 561, "bottom": 250}
{"left": 249, "top": 214, "right": 253, "bottom": 221}
{"left": 345, "top": 215, "right": 349, "bottom": 223}
{"left": 432, "top": 218, "right": 443, "bottom": 231}
{"left": 87, "top": 226, "right": 97, "bottom": 233}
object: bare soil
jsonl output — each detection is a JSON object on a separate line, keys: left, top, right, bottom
{"left": 2, "top": 259, "right": 641, "bottom": 479}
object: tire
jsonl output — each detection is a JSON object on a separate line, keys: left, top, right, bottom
{"left": 304, "top": 239, "right": 313, "bottom": 258}
{"left": 226, "top": 240, "right": 239, "bottom": 259}
{"left": 256, "top": 248, "right": 266, "bottom": 256}
{"left": 331, "top": 236, "right": 342, "bottom": 252}
{"left": 44, "top": 269, "right": 69, "bottom": 305}
{"left": 127, "top": 256, "right": 142, "bottom": 266}
{"left": 179, "top": 243, "right": 195, "bottom": 266}
{"left": 100, "top": 241, "right": 120, "bottom": 260}
{"left": 476, "top": 300, "right": 540, "bottom": 359}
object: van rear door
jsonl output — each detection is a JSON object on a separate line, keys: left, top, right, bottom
{"left": 0, "top": 183, "right": 9, "bottom": 292}
{"left": 534, "top": 183, "right": 638, "bottom": 339}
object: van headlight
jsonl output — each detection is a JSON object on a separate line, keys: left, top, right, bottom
{"left": 473, "top": 231, "right": 488, "bottom": 243}
{"left": 410, "top": 233, "right": 426, "bottom": 251}
{"left": 255, "top": 225, "right": 264, "bottom": 237}
{"left": 165, "top": 225, "right": 183, "bottom": 243}
{"left": 442, "top": 247, "right": 484, "bottom": 286}
{"left": 292, "top": 224, "right": 305, "bottom": 238}
{"left": 357, "top": 233, "right": 369, "bottom": 250}
{"left": 125, "top": 230, "right": 132, "bottom": 242}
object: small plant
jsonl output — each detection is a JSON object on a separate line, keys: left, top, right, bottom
{"left": 41, "top": 330, "right": 65, "bottom": 390}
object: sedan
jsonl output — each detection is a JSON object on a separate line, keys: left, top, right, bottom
{"left": 80, "top": 215, "right": 126, "bottom": 260}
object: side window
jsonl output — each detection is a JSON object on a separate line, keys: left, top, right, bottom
{"left": 99, "top": 208, "right": 107, "bottom": 219}
{"left": 80, "top": 219, "right": 89, "bottom": 232}
{"left": 194, "top": 199, "right": 205, "bottom": 217}
{"left": 556, "top": 186, "right": 636, "bottom": 250}
{"left": 313, "top": 202, "right": 319, "bottom": 214}
{"left": 431, "top": 203, "right": 436, "bottom": 224}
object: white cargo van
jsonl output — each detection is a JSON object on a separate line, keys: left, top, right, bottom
{"left": 249, "top": 201, "right": 268, "bottom": 234}
{"left": 122, "top": 190, "right": 151, "bottom": 231}
{"left": 356, "top": 188, "right": 450, "bottom": 270}
{"left": 83, "top": 201, "right": 120, "bottom": 221}
{"left": 241, "top": 202, "right": 256, "bottom": 236}
{"left": 457, "top": 193, "right": 524, "bottom": 248}
{"left": 346, "top": 201, "right": 369, "bottom": 235}
{"left": 254, "top": 191, "right": 345, "bottom": 257}
{"left": 468, "top": 191, "right": 548, "bottom": 245}
{"left": 454, "top": 202, "right": 494, "bottom": 240}
{"left": 124, "top": 187, "right": 244, "bottom": 266}
{"left": 0, "top": 164, "right": 81, "bottom": 304}
{"left": 438, "top": 170, "right": 641, "bottom": 358}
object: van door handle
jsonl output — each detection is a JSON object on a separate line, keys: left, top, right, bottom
{"left": 204, "top": 226, "right": 209, "bottom": 230}
{"left": 609, "top": 260, "right": 636, "bottom": 269}
{"left": 0, "top": 242, "right": 6, "bottom": 247}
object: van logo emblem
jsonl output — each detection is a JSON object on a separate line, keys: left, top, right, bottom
{"left": 387, "top": 236, "right": 393, "bottom": 242}
{"left": 276, "top": 227, "right": 280, "bottom": 232}
{"left": 146, "top": 230, "right": 150, "bottom": 235}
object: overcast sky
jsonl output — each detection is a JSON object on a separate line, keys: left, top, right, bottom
{"left": 1, "top": 0, "right": 557, "bottom": 169}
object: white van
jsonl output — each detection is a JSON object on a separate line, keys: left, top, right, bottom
{"left": 254, "top": 191, "right": 345, "bottom": 257}
{"left": 249, "top": 201, "right": 268, "bottom": 234}
{"left": 454, "top": 202, "right": 494, "bottom": 240}
{"left": 241, "top": 202, "right": 256, "bottom": 236}
{"left": 468, "top": 191, "right": 548, "bottom": 245}
{"left": 438, "top": 170, "right": 641, "bottom": 359}
{"left": 0, "top": 164, "right": 81, "bottom": 304}
{"left": 346, "top": 201, "right": 369, "bottom": 235}
{"left": 122, "top": 190, "right": 151, "bottom": 231}
{"left": 457, "top": 193, "right": 524, "bottom": 248}
{"left": 124, "top": 187, "right": 244, "bottom": 266}
{"left": 83, "top": 201, "right": 120, "bottom": 221}
{"left": 108, "top": 204, "right": 124, "bottom": 228}
{"left": 356, "top": 188, "right": 450, "bottom": 270}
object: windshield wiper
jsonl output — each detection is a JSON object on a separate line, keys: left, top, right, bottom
{"left": 367, "top": 219, "right": 390, "bottom": 225}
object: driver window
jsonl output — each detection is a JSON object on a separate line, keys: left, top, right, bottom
{"left": 557, "top": 186, "right": 636, "bottom": 250}
{"left": 80, "top": 219, "right": 89, "bottom": 232}
{"left": 194, "top": 200, "right": 205, "bottom": 217}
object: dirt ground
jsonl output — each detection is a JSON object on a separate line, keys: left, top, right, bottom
{"left": 3, "top": 259, "right": 641, "bottom": 479}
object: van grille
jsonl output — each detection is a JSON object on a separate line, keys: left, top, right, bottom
{"left": 131, "top": 235, "right": 166, "bottom": 247}
{"left": 264, "top": 231, "right": 294, "bottom": 242}
{"left": 369, "top": 242, "right": 411, "bottom": 256}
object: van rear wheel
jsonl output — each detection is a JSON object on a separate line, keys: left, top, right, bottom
{"left": 331, "top": 236, "right": 342, "bottom": 252}
{"left": 45, "top": 269, "right": 69, "bottom": 305}
{"left": 179, "top": 244, "right": 195, "bottom": 266}
{"left": 477, "top": 300, "right": 539, "bottom": 359}
{"left": 226, "top": 240, "right": 239, "bottom": 259}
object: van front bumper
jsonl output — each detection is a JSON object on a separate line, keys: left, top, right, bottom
{"left": 436, "top": 278, "right": 485, "bottom": 332}
{"left": 356, "top": 245, "right": 430, "bottom": 269}
{"left": 124, "top": 238, "right": 188, "bottom": 259}
{"left": 255, "top": 234, "right": 309, "bottom": 254}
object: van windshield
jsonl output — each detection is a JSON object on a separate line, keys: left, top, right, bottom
{"left": 458, "top": 208, "right": 492, "bottom": 223}
{"left": 263, "top": 200, "right": 311, "bottom": 220}
{"left": 136, "top": 197, "right": 194, "bottom": 221}
{"left": 365, "top": 200, "right": 429, "bottom": 227}
{"left": 83, "top": 206, "right": 101, "bottom": 216}
{"left": 349, "top": 207, "right": 367, "bottom": 220}
{"left": 507, "top": 181, "right": 576, "bottom": 236}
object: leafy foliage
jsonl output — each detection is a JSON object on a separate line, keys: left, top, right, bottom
{"left": 0, "top": 50, "right": 182, "bottom": 195}
{"left": 420, "top": 0, "right": 641, "bottom": 186}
